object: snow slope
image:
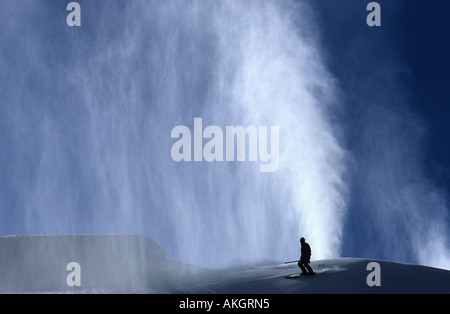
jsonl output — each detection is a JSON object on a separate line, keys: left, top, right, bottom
{"left": 0, "top": 235, "right": 448, "bottom": 293}
{"left": 173, "top": 258, "right": 450, "bottom": 294}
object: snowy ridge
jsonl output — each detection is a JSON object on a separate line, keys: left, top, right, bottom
{"left": 178, "top": 258, "right": 450, "bottom": 294}
{"left": 0, "top": 235, "right": 448, "bottom": 293}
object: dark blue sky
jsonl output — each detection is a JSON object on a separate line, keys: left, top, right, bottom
{"left": 314, "top": 0, "right": 450, "bottom": 191}
{"left": 396, "top": 1, "right": 450, "bottom": 192}
{"left": 311, "top": 0, "right": 450, "bottom": 260}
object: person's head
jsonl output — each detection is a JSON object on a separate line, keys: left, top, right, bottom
{"left": 300, "top": 237, "right": 305, "bottom": 244}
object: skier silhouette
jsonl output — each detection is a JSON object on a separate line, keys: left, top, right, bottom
{"left": 298, "top": 237, "right": 314, "bottom": 275}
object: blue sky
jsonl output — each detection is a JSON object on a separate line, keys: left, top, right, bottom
{"left": 0, "top": 0, "right": 449, "bottom": 268}
{"left": 314, "top": 0, "right": 450, "bottom": 191}
{"left": 311, "top": 1, "right": 450, "bottom": 262}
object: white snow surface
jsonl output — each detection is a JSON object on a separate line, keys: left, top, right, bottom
{"left": 41, "top": 258, "right": 450, "bottom": 294}
{"left": 0, "top": 235, "right": 448, "bottom": 293}
{"left": 166, "top": 258, "right": 450, "bottom": 294}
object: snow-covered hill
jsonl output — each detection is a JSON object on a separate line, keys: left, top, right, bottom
{"left": 0, "top": 235, "right": 448, "bottom": 293}
{"left": 173, "top": 258, "right": 450, "bottom": 294}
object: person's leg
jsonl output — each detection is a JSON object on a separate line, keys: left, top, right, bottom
{"left": 298, "top": 261, "right": 307, "bottom": 274}
{"left": 305, "top": 263, "right": 313, "bottom": 274}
